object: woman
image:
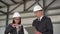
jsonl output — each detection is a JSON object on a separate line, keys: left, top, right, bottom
{"left": 5, "top": 12, "right": 28, "bottom": 34}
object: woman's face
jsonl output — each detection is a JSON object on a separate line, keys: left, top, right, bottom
{"left": 13, "top": 17, "right": 21, "bottom": 24}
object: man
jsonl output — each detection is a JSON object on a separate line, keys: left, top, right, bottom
{"left": 32, "top": 5, "right": 53, "bottom": 34}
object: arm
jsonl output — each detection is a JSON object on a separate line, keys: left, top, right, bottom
{"left": 32, "top": 20, "right": 47, "bottom": 33}
{"left": 4, "top": 24, "right": 14, "bottom": 34}
{"left": 32, "top": 20, "right": 43, "bottom": 34}
{"left": 43, "top": 18, "right": 53, "bottom": 34}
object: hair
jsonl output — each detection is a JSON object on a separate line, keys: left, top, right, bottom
{"left": 12, "top": 17, "right": 21, "bottom": 25}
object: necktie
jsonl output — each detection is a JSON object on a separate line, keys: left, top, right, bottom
{"left": 38, "top": 18, "right": 40, "bottom": 21}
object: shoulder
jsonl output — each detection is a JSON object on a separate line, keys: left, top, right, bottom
{"left": 6, "top": 23, "right": 12, "bottom": 28}
{"left": 32, "top": 18, "right": 38, "bottom": 26}
{"left": 33, "top": 18, "right": 38, "bottom": 22}
{"left": 43, "top": 16, "right": 52, "bottom": 23}
{"left": 43, "top": 16, "right": 51, "bottom": 20}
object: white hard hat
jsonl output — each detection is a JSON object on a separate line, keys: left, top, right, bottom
{"left": 12, "top": 12, "right": 21, "bottom": 18}
{"left": 33, "top": 5, "right": 42, "bottom": 12}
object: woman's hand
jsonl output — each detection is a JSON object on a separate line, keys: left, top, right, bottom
{"left": 12, "top": 24, "right": 17, "bottom": 28}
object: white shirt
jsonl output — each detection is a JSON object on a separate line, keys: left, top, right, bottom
{"left": 16, "top": 25, "right": 28, "bottom": 34}
{"left": 38, "top": 16, "right": 43, "bottom": 21}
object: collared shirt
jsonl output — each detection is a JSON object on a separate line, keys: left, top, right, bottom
{"left": 16, "top": 25, "right": 28, "bottom": 34}
{"left": 38, "top": 16, "right": 43, "bottom": 21}
{"left": 16, "top": 25, "right": 21, "bottom": 34}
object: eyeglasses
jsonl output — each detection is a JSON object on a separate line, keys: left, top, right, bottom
{"left": 14, "top": 18, "right": 20, "bottom": 20}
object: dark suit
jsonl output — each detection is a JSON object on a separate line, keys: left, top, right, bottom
{"left": 32, "top": 16, "right": 53, "bottom": 34}
{"left": 4, "top": 24, "right": 24, "bottom": 34}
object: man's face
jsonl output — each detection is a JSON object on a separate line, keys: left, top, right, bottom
{"left": 34, "top": 10, "right": 43, "bottom": 18}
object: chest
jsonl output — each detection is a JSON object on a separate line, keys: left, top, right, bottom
{"left": 33, "top": 19, "right": 47, "bottom": 28}
{"left": 10, "top": 26, "right": 23, "bottom": 34}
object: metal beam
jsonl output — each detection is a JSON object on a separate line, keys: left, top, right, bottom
{"left": 9, "top": 10, "right": 33, "bottom": 15}
{"left": 25, "top": 2, "right": 36, "bottom": 11}
{"left": 46, "top": 0, "right": 56, "bottom": 9}
{"left": 0, "top": 10, "right": 33, "bottom": 16}
{"left": 35, "top": 0, "right": 42, "bottom": 7}
{"left": 0, "top": 6, "right": 3, "bottom": 8}
{"left": 26, "top": 0, "right": 40, "bottom": 11}
{"left": 0, "top": 0, "right": 32, "bottom": 8}
{"left": 48, "top": 6, "right": 60, "bottom": 10}
{"left": 0, "top": 14, "right": 5, "bottom": 16}
{"left": 0, "top": 10, "right": 7, "bottom": 14}
{"left": 6, "top": 6, "right": 10, "bottom": 27}
{"left": 43, "top": 0, "right": 46, "bottom": 15}
{"left": 0, "top": 0, "right": 10, "bottom": 6}
{"left": 43, "top": 0, "right": 46, "bottom": 10}
{"left": 0, "top": 16, "right": 35, "bottom": 21}
{"left": 53, "top": 22, "right": 60, "bottom": 24}
{"left": 9, "top": 0, "right": 31, "bottom": 13}
{"left": 9, "top": 1, "right": 24, "bottom": 13}
{"left": 0, "top": 6, "right": 60, "bottom": 16}
{"left": 23, "top": 0, "right": 26, "bottom": 11}
{"left": 0, "top": 13, "right": 60, "bottom": 21}
{"left": 11, "top": 0, "right": 18, "bottom": 4}
{"left": 46, "top": 13, "right": 60, "bottom": 16}
{"left": 6, "top": 14, "right": 9, "bottom": 26}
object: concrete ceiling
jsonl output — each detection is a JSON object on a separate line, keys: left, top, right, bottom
{"left": 0, "top": 0, "right": 60, "bottom": 26}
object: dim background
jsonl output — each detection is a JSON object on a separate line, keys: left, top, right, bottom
{"left": 0, "top": 0, "right": 60, "bottom": 34}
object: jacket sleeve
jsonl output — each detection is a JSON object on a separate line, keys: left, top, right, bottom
{"left": 32, "top": 20, "right": 37, "bottom": 27}
{"left": 43, "top": 18, "right": 53, "bottom": 34}
{"left": 32, "top": 19, "right": 47, "bottom": 33}
{"left": 4, "top": 24, "right": 14, "bottom": 34}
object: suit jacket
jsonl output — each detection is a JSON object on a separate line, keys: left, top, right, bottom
{"left": 32, "top": 16, "right": 53, "bottom": 34}
{"left": 4, "top": 24, "right": 24, "bottom": 34}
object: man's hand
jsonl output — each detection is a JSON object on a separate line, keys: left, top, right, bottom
{"left": 34, "top": 30, "right": 42, "bottom": 34}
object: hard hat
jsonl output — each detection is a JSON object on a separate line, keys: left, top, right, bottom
{"left": 12, "top": 12, "right": 21, "bottom": 18}
{"left": 33, "top": 5, "right": 42, "bottom": 12}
